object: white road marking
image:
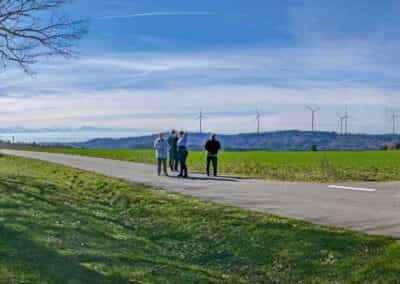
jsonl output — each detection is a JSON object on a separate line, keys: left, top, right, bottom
{"left": 328, "top": 185, "right": 376, "bottom": 192}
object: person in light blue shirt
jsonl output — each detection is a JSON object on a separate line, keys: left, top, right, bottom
{"left": 154, "top": 133, "right": 169, "bottom": 176}
{"left": 177, "top": 131, "right": 189, "bottom": 177}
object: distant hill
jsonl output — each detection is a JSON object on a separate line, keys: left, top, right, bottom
{"left": 71, "top": 130, "right": 400, "bottom": 151}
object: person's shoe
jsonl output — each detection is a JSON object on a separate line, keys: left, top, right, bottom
{"left": 177, "top": 174, "right": 183, "bottom": 177}
{"left": 164, "top": 172, "right": 168, "bottom": 176}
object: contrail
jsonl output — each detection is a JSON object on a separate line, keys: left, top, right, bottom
{"left": 98, "top": 11, "right": 217, "bottom": 20}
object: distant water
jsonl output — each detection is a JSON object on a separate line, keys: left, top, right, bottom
{"left": 0, "top": 131, "right": 142, "bottom": 144}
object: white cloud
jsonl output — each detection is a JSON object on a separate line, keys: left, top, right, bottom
{"left": 0, "top": 41, "right": 399, "bottom": 137}
{"left": 0, "top": 84, "right": 396, "bottom": 134}
{"left": 98, "top": 11, "right": 216, "bottom": 20}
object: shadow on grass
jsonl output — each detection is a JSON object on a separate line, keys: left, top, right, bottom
{"left": 0, "top": 171, "right": 399, "bottom": 283}
{"left": 0, "top": 225, "right": 122, "bottom": 284}
{"left": 0, "top": 175, "right": 230, "bottom": 283}
{"left": 0, "top": 176, "right": 134, "bottom": 283}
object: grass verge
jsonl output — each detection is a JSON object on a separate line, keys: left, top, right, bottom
{"left": 0, "top": 154, "right": 399, "bottom": 283}
{"left": 17, "top": 147, "right": 400, "bottom": 182}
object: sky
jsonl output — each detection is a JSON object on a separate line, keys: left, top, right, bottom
{"left": 1, "top": 0, "right": 400, "bottom": 140}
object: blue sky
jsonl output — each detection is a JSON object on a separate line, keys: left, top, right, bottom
{"left": 1, "top": 0, "right": 400, "bottom": 138}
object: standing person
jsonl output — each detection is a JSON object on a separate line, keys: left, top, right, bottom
{"left": 154, "top": 133, "right": 169, "bottom": 176}
{"left": 167, "top": 130, "right": 179, "bottom": 171}
{"left": 205, "top": 133, "right": 221, "bottom": 176}
{"left": 177, "top": 131, "right": 189, "bottom": 178}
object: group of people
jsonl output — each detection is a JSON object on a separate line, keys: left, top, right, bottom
{"left": 153, "top": 130, "right": 221, "bottom": 178}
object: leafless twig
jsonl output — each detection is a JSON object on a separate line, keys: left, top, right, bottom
{"left": 0, "top": 0, "right": 87, "bottom": 74}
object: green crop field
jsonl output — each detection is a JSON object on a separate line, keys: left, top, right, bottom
{"left": 20, "top": 147, "right": 400, "bottom": 182}
{"left": 1, "top": 154, "right": 400, "bottom": 283}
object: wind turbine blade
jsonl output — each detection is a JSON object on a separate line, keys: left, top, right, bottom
{"left": 306, "top": 105, "right": 314, "bottom": 112}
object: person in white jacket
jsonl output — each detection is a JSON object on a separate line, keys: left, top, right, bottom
{"left": 154, "top": 133, "right": 169, "bottom": 176}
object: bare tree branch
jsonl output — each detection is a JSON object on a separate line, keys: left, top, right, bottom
{"left": 0, "top": 0, "right": 87, "bottom": 74}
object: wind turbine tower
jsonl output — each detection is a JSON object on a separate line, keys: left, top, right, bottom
{"left": 339, "top": 116, "right": 346, "bottom": 135}
{"left": 306, "top": 106, "right": 318, "bottom": 132}
{"left": 392, "top": 112, "right": 400, "bottom": 135}
{"left": 256, "top": 109, "right": 261, "bottom": 134}
{"left": 196, "top": 109, "right": 204, "bottom": 134}
{"left": 343, "top": 106, "right": 349, "bottom": 135}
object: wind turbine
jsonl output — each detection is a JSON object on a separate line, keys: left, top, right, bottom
{"left": 343, "top": 106, "right": 349, "bottom": 135}
{"left": 339, "top": 115, "right": 346, "bottom": 135}
{"left": 306, "top": 105, "right": 319, "bottom": 132}
{"left": 255, "top": 109, "right": 261, "bottom": 134}
{"left": 391, "top": 112, "right": 400, "bottom": 135}
{"left": 195, "top": 108, "right": 205, "bottom": 134}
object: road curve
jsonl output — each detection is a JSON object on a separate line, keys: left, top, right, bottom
{"left": 2, "top": 149, "right": 400, "bottom": 238}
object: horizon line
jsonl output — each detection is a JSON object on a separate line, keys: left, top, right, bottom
{"left": 1, "top": 129, "right": 399, "bottom": 136}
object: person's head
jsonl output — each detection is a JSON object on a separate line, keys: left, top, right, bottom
{"left": 179, "top": 131, "right": 185, "bottom": 138}
{"left": 171, "top": 129, "right": 176, "bottom": 136}
{"left": 211, "top": 133, "right": 216, "bottom": 140}
{"left": 159, "top": 133, "right": 164, "bottom": 140}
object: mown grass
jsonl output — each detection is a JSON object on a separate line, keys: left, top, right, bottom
{"left": 0, "top": 155, "right": 400, "bottom": 283}
{"left": 22, "top": 147, "right": 400, "bottom": 182}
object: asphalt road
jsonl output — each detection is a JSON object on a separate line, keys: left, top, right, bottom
{"left": 2, "top": 149, "right": 400, "bottom": 238}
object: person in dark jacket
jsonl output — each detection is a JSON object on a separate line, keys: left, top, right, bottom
{"left": 177, "top": 131, "right": 189, "bottom": 177}
{"left": 204, "top": 133, "right": 221, "bottom": 176}
{"left": 167, "top": 130, "right": 179, "bottom": 171}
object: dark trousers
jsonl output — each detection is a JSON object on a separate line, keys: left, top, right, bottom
{"left": 178, "top": 148, "right": 188, "bottom": 177}
{"left": 169, "top": 150, "right": 178, "bottom": 171}
{"left": 157, "top": 158, "right": 167, "bottom": 175}
{"left": 207, "top": 155, "right": 218, "bottom": 176}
